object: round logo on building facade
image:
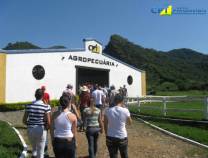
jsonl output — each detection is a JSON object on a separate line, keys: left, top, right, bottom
{"left": 32, "top": 65, "right": 45, "bottom": 80}
{"left": 127, "top": 75, "right": 133, "bottom": 85}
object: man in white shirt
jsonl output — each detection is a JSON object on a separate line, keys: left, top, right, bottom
{"left": 104, "top": 94, "right": 132, "bottom": 158}
{"left": 92, "top": 85, "right": 105, "bottom": 109}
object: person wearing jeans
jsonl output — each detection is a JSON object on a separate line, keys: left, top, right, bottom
{"left": 106, "top": 136, "right": 128, "bottom": 158}
{"left": 53, "top": 137, "right": 76, "bottom": 158}
{"left": 84, "top": 96, "right": 104, "bottom": 158}
{"left": 79, "top": 86, "right": 90, "bottom": 131}
{"left": 92, "top": 84, "right": 105, "bottom": 109}
{"left": 51, "top": 95, "right": 77, "bottom": 158}
{"left": 23, "top": 89, "right": 51, "bottom": 158}
{"left": 104, "top": 94, "right": 132, "bottom": 158}
{"left": 27, "top": 126, "right": 47, "bottom": 158}
{"left": 86, "top": 127, "right": 100, "bottom": 158}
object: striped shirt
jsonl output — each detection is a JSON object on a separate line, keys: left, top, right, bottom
{"left": 26, "top": 100, "right": 51, "bottom": 127}
{"left": 84, "top": 107, "right": 100, "bottom": 127}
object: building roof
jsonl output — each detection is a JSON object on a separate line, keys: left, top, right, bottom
{"left": 0, "top": 49, "right": 145, "bottom": 73}
{"left": 83, "top": 38, "right": 103, "bottom": 46}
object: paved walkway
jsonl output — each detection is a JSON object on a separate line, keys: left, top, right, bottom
{"left": 0, "top": 111, "right": 207, "bottom": 158}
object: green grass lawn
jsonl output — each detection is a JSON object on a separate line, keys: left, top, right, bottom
{"left": 0, "top": 121, "right": 22, "bottom": 158}
{"left": 149, "top": 120, "right": 208, "bottom": 146}
{"left": 129, "top": 100, "right": 205, "bottom": 120}
{"left": 156, "top": 90, "right": 208, "bottom": 96}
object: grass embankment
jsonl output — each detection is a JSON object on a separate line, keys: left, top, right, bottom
{"left": 0, "top": 121, "right": 23, "bottom": 158}
{"left": 129, "top": 90, "right": 208, "bottom": 120}
{"left": 144, "top": 90, "right": 207, "bottom": 120}
{"left": 129, "top": 100, "right": 205, "bottom": 120}
{"left": 149, "top": 120, "right": 208, "bottom": 146}
{"left": 129, "top": 101, "right": 208, "bottom": 147}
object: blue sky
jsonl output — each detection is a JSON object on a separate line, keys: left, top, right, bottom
{"left": 1, "top": 0, "right": 208, "bottom": 53}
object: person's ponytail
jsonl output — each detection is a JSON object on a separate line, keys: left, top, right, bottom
{"left": 59, "top": 95, "right": 70, "bottom": 109}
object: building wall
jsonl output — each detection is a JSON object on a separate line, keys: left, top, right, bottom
{"left": 5, "top": 42, "right": 145, "bottom": 103}
{"left": 141, "top": 72, "right": 146, "bottom": 96}
{"left": 0, "top": 53, "right": 6, "bottom": 103}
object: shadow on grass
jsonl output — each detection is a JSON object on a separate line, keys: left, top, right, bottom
{"left": 1, "top": 143, "right": 22, "bottom": 149}
{"left": 14, "top": 126, "right": 27, "bottom": 129}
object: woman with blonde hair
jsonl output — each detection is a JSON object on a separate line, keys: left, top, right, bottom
{"left": 83, "top": 96, "right": 104, "bottom": 158}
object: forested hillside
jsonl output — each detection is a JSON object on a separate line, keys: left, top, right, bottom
{"left": 3, "top": 42, "right": 66, "bottom": 50}
{"left": 104, "top": 35, "right": 208, "bottom": 92}
{"left": 3, "top": 36, "right": 208, "bottom": 93}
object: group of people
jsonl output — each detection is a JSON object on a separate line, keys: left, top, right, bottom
{"left": 23, "top": 83, "right": 132, "bottom": 158}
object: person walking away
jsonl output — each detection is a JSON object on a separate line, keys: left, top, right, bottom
{"left": 41, "top": 85, "right": 51, "bottom": 158}
{"left": 62, "top": 93, "right": 81, "bottom": 157}
{"left": 104, "top": 94, "right": 132, "bottom": 158}
{"left": 79, "top": 86, "right": 91, "bottom": 131}
{"left": 102, "top": 87, "right": 108, "bottom": 107}
{"left": 83, "top": 96, "right": 104, "bottom": 158}
{"left": 23, "top": 89, "right": 51, "bottom": 158}
{"left": 123, "top": 85, "right": 128, "bottom": 98}
{"left": 62, "top": 88, "right": 80, "bottom": 120}
{"left": 92, "top": 84, "right": 105, "bottom": 109}
{"left": 123, "top": 85, "right": 128, "bottom": 106}
{"left": 67, "top": 94, "right": 81, "bottom": 157}
{"left": 51, "top": 95, "right": 77, "bottom": 158}
{"left": 63, "top": 84, "right": 75, "bottom": 98}
{"left": 41, "top": 86, "right": 50, "bottom": 105}
{"left": 109, "top": 85, "right": 117, "bottom": 107}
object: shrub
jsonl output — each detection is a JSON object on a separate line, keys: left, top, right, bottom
{"left": 0, "top": 100, "right": 59, "bottom": 112}
{"left": 157, "top": 82, "right": 179, "bottom": 91}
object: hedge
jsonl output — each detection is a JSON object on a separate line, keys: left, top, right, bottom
{"left": 0, "top": 100, "right": 59, "bottom": 112}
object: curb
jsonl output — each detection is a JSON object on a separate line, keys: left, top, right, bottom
{"left": 135, "top": 117, "right": 208, "bottom": 149}
{"left": 2, "top": 121, "right": 28, "bottom": 158}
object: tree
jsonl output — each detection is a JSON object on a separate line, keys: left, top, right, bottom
{"left": 104, "top": 34, "right": 208, "bottom": 92}
{"left": 3, "top": 41, "right": 41, "bottom": 50}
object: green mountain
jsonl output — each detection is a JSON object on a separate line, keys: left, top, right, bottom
{"left": 104, "top": 34, "right": 208, "bottom": 92}
{"left": 3, "top": 42, "right": 41, "bottom": 50}
{"left": 3, "top": 42, "right": 66, "bottom": 50}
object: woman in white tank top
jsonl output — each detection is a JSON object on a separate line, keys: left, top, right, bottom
{"left": 51, "top": 95, "right": 77, "bottom": 158}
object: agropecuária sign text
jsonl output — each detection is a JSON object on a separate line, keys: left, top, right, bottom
{"left": 62, "top": 55, "right": 118, "bottom": 67}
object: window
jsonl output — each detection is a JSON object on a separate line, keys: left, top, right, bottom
{"left": 32, "top": 65, "right": 45, "bottom": 80}
{"left": 127, "top": 75, "right": 133, "bottom": 85}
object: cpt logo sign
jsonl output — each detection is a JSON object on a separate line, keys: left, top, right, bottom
{"left": 88, "top": 44, "right": 101, "bottom": 54}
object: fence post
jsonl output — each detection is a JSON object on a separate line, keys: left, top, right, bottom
{"left": 204, "top": 97, "right": 208, "bottom": 120}
{"left": 137, "top": 97, "right": 140, "bottom": 112}
{"left": 163, "top": 97, "right": 167, "bottom": 116}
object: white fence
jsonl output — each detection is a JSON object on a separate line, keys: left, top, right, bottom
{"left": 127, "top": 96, "right": 208, "bottom": 120}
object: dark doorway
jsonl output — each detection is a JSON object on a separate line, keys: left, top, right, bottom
{"left": 76, "top": 66, "right": 109, "bottom": 93}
